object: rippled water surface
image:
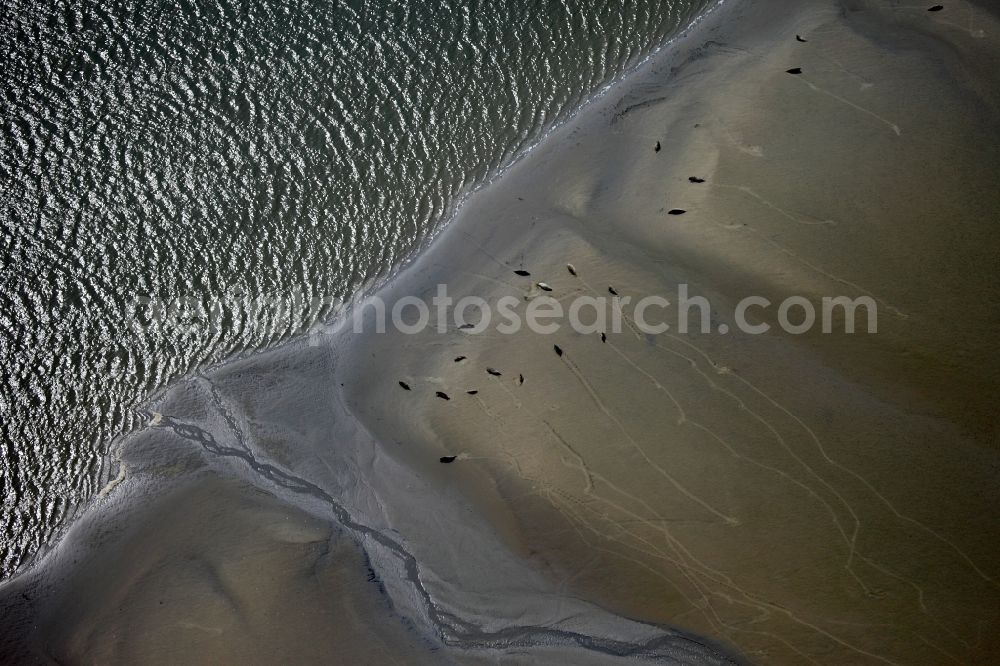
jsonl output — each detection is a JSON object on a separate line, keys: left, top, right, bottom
{"left": 0, "top": 0, "right": 707, "bottom": 576}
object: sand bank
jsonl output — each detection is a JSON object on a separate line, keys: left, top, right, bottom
{"left": 338, "top": 0, "right": 1000, "bottom": 661}
{"left": 3, "top": 0, "right": 1000, "bottom": 663}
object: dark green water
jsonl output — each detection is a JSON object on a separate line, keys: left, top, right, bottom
{"left": 0, "top": 0, "right": 709, "bottom": 576}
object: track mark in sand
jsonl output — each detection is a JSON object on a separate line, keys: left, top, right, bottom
{"left": 707, "top": 211, "right": 908, "bottom": 319}
{"left": 726, "top": 361, "right": 1000, "bottom": 591}
{"left": 576, "top": 280, "right": 952, "bottom": 604}
{"left": 654, "top": 335, "right": 878, "bottom": 594}
{"left": 469, "top": 361, "right": 909, "bottom": 664}
{"left": 933, "top": 5, "right": 988, "bottom": 38}
{"left": 603, "top": 337, "right": 865, "bottom": 553}
{"left": 648, "top": 330, "right": 1000, "bottom": 645}
{"left": 478, "top": 382, "right": 710, "bottom": 568}
{"left": 176, "top": 620, "right": 224, "bottom": 635}
{"left": 549, "top": 343, "right": 618, "bottom": 427}
{"left": 470, "top": 392, "right": 505, "bottom": 429}
{"left": 465, "top": 392, "right": 535, "bottom": 480}
{"left": 509, "top": 390, "right": 734, "bottom": 544}
{"left": 652, "top": 323, "right": 998, "bottom": 592}
{"left": 570, "top": 273, "right": 647, "bottom": 342}
{"left": 721, "top": 126, "right": 765, "bottom": 157}
{"left": 481, "top": 362, "right": 722, "bottom": 542}
{"left": 714, "top": 183, "right": 837, "bottom": 226}
{"left": 544, "top": 485, "right": 727, "bottom": 603}
{"left": 817, "top": 55, "right": 874, "bottom": 90}
{"left": 496, "top": 382, "right": 734, "bottom": 549}
{"left": 916, "top": 634, "right": 968, "bottom": 666}
{"left": 457, "top": 229, "right": 514, "bottom": 272}
{"left": 602, "top": 340, "right": 686, "bottom": 425}
{"left": 596, "top": 314, "right": 874, "bottom": 594}
{"left": 429, "top": 261, "right": 519, "bottom": 292}
{"left": 545, "top": 488, "right": 722, "bottom": 631}
{"left": 546, "top": 488, "right": 888, "bottom": 666}
{"left": 694, "top": 182, "right": 906, "bottom": 317}
{"left": 553, "top": 344, "right": 740, "bottom": 526}
{"left": 893, "top": 1, "right": 986, "bottom": 38}
{"left": 541, "top": 420, "right": 595, "bottom": 493}
{"left": 488, "top": 371, "right": 525, "bottom": 411}
{"left": 793, "top": 75, "right": 901, "bottom": 135}
{"left": 554, "top": 288, "right": 585, "bottom": 303}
